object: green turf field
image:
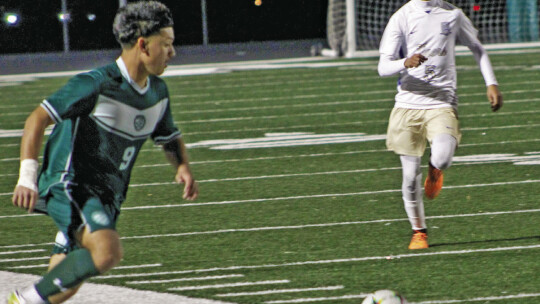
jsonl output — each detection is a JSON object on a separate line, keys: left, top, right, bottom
{"left": 1, "top": 51, "right": 539, "bottom": 304}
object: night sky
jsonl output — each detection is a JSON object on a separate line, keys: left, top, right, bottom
{"left": 0, "top": 0, "right": 328, "bottom": 54}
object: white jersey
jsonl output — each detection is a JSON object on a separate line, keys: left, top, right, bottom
{"left": 378, "top": 0, "right": 498, "bottom": 109}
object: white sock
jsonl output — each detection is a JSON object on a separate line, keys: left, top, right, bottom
{"left": 19, "top": 285, "right": 47, "bottom": 304}
{"left": 400, "top": 155, "right": 426, "bottom": 230}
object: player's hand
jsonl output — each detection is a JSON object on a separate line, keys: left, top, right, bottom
{"left": 175, "top": 164, "right": 198, "bottom": 200}
{"left": 404, "top": 54, "right": 428, "bottom": 68}
{"left": 12, "top": 185, "right": 38, "bottom": 213}
{"left": 487, "top": 85, "right": 502, "bottom": 112}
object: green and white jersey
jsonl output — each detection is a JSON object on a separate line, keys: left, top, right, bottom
{"left": 38, "top": 58, "right": 180, "bottom": 211}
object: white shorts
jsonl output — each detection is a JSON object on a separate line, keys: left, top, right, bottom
{"left": 386, "top": 107, "right": 462, "bottom": 157}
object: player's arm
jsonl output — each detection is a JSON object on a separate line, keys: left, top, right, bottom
{"left": 378, "top": 14, "right": 426, "bottom": 76}
{"left": 12, "top": 106, "right": 54, "bottom": 213}
{"left": 457, "top": 11, "right": 503, "bottom": 112}
{"left": 162, "top": 137, "right": 198, "bottom": 200}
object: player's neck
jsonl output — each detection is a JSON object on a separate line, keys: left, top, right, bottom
{"left": 120, "top": 52, "right": 149, "bottom": 88}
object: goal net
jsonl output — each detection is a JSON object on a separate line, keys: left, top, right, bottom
{"left": 326, "top": 0, "right": 538, "bottom": 57}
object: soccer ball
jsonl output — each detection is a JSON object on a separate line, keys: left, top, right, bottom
{"left": 361, "top": 290, "right": 408, "bottom": 304}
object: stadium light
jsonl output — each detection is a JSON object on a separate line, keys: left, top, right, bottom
{"left": 57, "top": 12, "right": 71, "bottom": 22}
{"left": 3, "top": 12, "right": 20, "bottom": 26}
{"left": 86, "top": 13, "right": 96, "bottom": 21}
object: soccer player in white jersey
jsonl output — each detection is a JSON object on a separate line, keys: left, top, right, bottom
{"left": 378, "top": 0, "right": 503, "bottom": 249}
{"left": 8, "top": 2, "right": 198, "bottom": 303}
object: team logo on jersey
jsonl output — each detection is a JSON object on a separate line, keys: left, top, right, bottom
{"left": 91, "top": 211, "right": 110, "bottom": 226}
{"left": 134, "top": 115, "right": 146, "bottom": 131}
{"left": 440, "top": 22, "right": 452, "bottom": 36}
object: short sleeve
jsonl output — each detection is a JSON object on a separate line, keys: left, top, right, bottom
{"left": 151, "top": 100, "right": 181, "bottom": 144}
{"left": 41, "top": 73, "right": 99, "bottom": 123}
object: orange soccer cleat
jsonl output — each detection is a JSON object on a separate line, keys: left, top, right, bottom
{"left": 408, "top": 231, "right": 429, "bottom": 250}
{"left": 424, "top": 162, "right": 443, "bottom": 199}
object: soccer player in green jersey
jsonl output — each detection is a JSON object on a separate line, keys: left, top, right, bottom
{"left": 8, "top": 2, "right": 197, "bottom": 303}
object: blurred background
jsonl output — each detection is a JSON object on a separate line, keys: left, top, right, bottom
{"left": 0, "top": 0, "right": 328, "bottom": 54}
{"left": 1, "top": 0, "right": 539, "bottom": 73}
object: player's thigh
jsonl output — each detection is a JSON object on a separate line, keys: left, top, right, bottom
{"left": 46, "top": 188, "right": 84, "bottom": 254}
{"left": 386, "top": 108, "right": 427, "bottom": 157}
{"left": 425, "top": 108, "right": 462, "bottom": 144}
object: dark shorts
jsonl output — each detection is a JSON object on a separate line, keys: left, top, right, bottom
{"left": 37, "top": 184, "right": 119, "bottom": 255}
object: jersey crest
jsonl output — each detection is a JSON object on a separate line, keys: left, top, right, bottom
{"left": 90, "top": 94, "right": 168, "bottom": 141}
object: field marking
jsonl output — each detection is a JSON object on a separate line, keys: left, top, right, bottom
{"left": 2, "top": 178, "right": 539, "bottom": 210}
{"left": 118, "top": 209, "right": 540, "bottom": 240}
{"left": 132, "top": 153, "right": 539, "bottom": 187}
{"left": 168, "top": 81, "right": 540, "bottom": 106}
{"left": 216, "top": 286, "right": 344, "bottom": 297}
{"left": 127, "top": 274, "right": 244, "bottom": 285}
{"left": 0, "top": 249, "right": 45, "bottom": 255}
{"left": 170, "top": 108, "right": 538, "bottom": 137}
{"left": 0, "top": 271, "right": 235, "bottom": 304}
{"left": 410, "top": 293, "right": 540, "bottom": 304}
{"left": 131, "top": 166, "right": 402, "bottom": 188}
{"left": 137, "top": 137, "right": 540, "bottom": 169}
{"left": 6, "top": 264, "right": 50, "bottom": 269}
{"left": 186, "top": 132, "right": 387, "bottom": 150}
{"left": 114, "top": 263, "right": 162, "bottom": 270}
{"left": 264, "top": 292, "right": 540, "bottom": 304}
{"left": 1, "top": 209, "right": 538, "bottom": 248}
{"left": 0, "top": 256, "right": 49, "bottom": 263}
{"left": 6, "top": 263, "right": 162, "bottom": 270}
{"left": 94, "top": 244, "right": 540, "bottom": 280}
{"left": 121, "top": 179, "right": 540, "bottom": 211}
{"left": 264, "top": 294, "right": 368, "bottom": 304}
{"left": 1, "top": 176, "right": 528, "bottom": 206}
{"left": 130, "top": 152, "right": 540, "bottom": 187}
{"left": 168, "top": 280, "right": 290, "bottom": 291}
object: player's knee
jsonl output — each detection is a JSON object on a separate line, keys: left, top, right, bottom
{"left": 93, "top": 247, "right": 123, "bottom": 273}
{"left": 431, "top": 154, "right": 453, "bottom": 170}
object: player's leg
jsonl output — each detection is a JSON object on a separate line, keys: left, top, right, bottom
{"left": 400, "top": 155, "right": 428, "bottom": 249}
{"left": 32, "top": 228, "right": 121, "bottom": 304}
{"left": 425, "top": 108, "right": 461, "bottom": 199}
{"left": 10, "top": 194, "right": 121, "bottom": 304}
{"left": 386, "top": 108, "right": 429, "bottom": 249}
{"left": 46, "top": 253, "right": 83, "bottom": 304}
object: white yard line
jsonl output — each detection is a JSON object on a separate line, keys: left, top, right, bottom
{"left": 94, "top": 244, "right": 540, "bottom": 280}
{"left": 216, "top": 286, "right": 344, "bottom": 297}
{"left": 0, "top": 271, "right": 235, "bottom": 304}
{"left": 409, "top": 293, "right": 540, "bottom": 304}
{"left": 168, "top": 280, "right": 290, "bottom": 291}
{"left": 264, "top": 294, "right": 369, "bottom": 303}
{"left": 263, "top": 293, "right": 540, "bottom": 304}
{"left": 121, "top": 179, "right": 540, "bottom": 210}
{"left": 127, "top": 274, "right": 244, "bottom": 285}
{"left": 0, "top": 249, "right": 45, "bottom": 255}
{"left": 1, "top": 209, "right": 538, "bottom": 247}
{"left": 2, "top": 178, "right": 539, "bottom": 210}
{"left": 120, "top": 209, "right": 540, "bottom": 241}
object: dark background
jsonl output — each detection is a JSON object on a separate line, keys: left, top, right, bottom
{"left": 0, "top": 0, "right": 329, "bottom": 54}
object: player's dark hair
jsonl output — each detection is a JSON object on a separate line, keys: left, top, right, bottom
{"left": 113, "top": 1, "right": 173, "bottom": 48}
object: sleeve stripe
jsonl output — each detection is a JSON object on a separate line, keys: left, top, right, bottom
{"left": 41, "top": 100, "right": 62, "bottom": 123}
{"left": 153, "top": 130, "right": 182, "bottom": 144}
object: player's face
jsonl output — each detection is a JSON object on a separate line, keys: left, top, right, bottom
{"left": 143, "top": 27, "right": 176, "bottom": 76}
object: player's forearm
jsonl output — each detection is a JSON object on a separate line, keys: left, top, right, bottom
{"left": 469, "top": 43, "right": 498, "bottom": 86}
{"left": 378, "top": 55, "right": 407, "bottom": 77}
{"left": 163, "top": 137, "right": 190, "bottom": 168}
{"left": 20, "top": 107, "right": 53, "bottom": 161}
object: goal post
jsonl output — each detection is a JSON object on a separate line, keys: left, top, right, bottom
{"left": 324, "top": 0, "right": 540, "bottom": 58}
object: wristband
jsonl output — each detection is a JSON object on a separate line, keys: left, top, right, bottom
{"left": 17, "top": 159, "right": 39, "bottom": 192}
